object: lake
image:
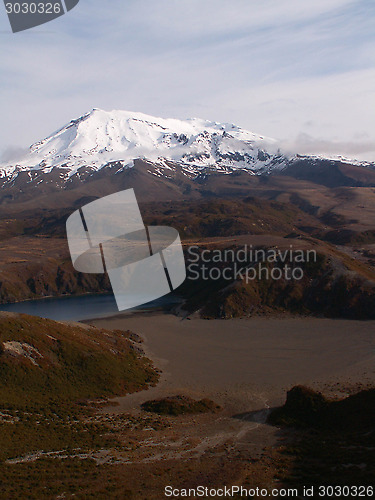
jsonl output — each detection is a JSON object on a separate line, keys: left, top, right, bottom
{"left": 0, "top": 293, "right": 182, "bottom": 322}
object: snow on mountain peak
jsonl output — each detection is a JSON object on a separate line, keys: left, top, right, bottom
{"left": 0, "top": 109, "right": 286, "bottom": 180}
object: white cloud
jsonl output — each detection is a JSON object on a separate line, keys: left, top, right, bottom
{"left": 284, "top": 133, "right": 375, "bottom": 162}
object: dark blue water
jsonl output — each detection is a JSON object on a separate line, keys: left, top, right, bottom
{"left": 0, "top": 293, "right": 181, "bottom": 322}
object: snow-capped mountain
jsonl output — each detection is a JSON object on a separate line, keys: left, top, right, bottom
{"left": 1, "top": 109, "right": 374, "bottom": 205}
{"left": 0, "top": 109, "right": 288, "bottom": 183}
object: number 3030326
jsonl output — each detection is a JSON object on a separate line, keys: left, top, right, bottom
{"left": 5, "top": 3, "right": 62, "bottom": 15}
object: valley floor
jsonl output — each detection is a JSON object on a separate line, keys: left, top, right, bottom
{"left": 89, "top": 314, "right": 375, "bottom": 414}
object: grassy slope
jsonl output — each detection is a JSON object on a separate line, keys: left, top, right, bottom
{"left": 0, "top": 312, "right": 158, "bottom": 409}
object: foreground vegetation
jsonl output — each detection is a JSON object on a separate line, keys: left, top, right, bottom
{"left": 0, "top": 313, "right": 158, "bottom": 464}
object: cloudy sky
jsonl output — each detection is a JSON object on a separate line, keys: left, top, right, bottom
{"left": 1, "top": 0, "right": 374, "bottom": 161}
